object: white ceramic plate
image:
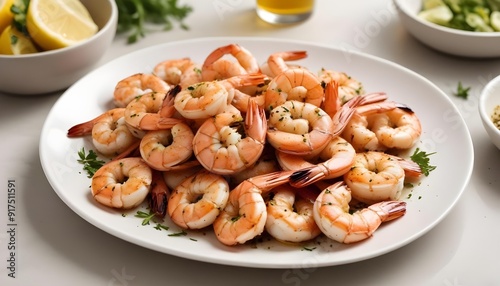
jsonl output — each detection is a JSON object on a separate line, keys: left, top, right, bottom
{"left": 39, "top": 37, "right": 473, "bottom": 268}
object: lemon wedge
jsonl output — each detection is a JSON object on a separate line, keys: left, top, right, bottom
{"left": 0, "top": 25, "right": 39, "bottom": 55}
{"left": 26, "top": 0, "right": 98, "bottom": 51}
{"left": 418, "top": 5, "right": 453, "bottom": 26}
{"left": 0, "top": 0, "right": 14, "bottom": 35}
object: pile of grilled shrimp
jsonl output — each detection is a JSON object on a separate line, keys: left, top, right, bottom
{"left": 67, "top": 44, "right": 425, "bottom": 246}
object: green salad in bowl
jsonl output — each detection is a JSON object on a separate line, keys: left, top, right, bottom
{"left": 418, "top": 0, "right": 500, "bottom": 31}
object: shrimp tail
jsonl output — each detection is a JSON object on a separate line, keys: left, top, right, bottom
{"left": 149, "top": 171, "right": 170, "bottom": 217}
{"left": 268, "top": 50, "right": 308, "bottom": 76}
{"left": 332, "top": 96, "right": 363, "bottom": 135}
{"left": 249, "top": 170, "right": 293, "bottom": 192}
{"left": 322, "top": 80, "right": 341, "bottom": 118}
{"left": 157, "top": 117, "right": 184, "bottom": 129}
{"left": 369, "top": 201, "right": 407, "bottom": 222}
{"left": 289, "top": 166, "right": 325, "bottom": 188}
{"left": 387, "top": 154, "right": 422, "bottom": 178}
{"left": 67, "top": 122, "right": 94, "bottom": 137}
{"left": 357, "top": 92, "right": 388, "bottom": 106}
{"left": 159, "top": 85, "right": 181, "bottom": 118}
{"left": 67, "top": 112, "right": 107, "bottom": 137}
{"left": 245, "top": 98, "right": 267, "bottom": 144}
{"left": 395, "top": 102, "right": 414, "bottom": 114}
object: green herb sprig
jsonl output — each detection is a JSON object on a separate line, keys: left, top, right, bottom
{"left": 410, "top": 148, "right": 437, "bottom": 176}
{"left": 115, "top": 0, "right": 193, "bottom": 43}
{"left": 135, "top": 210, "right": 156, "bottom": 225}
{"left": 77, "top": 147, "right": 105, "bottom": 178}
{"left": 455, "top": 81, "right": 471, "bottom": 99}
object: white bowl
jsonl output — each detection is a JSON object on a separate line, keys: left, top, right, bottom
{"left": 479, "top": 75, "right": 500, "bottom": 150}
{"left": 393, "top": 0, "right": 500, "bottom": 58}
{"left": 0, "top": 0, "right": 118, "bottom": 95}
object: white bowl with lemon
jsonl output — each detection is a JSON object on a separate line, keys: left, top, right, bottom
{"left": 393, "top": 0, "right": 500, "bottom": 58}
{"left": 0, "top": 0, "right": 118, "bottom": 95}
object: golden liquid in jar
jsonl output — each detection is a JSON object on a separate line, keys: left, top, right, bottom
{"left": 256, "top": 0, "right": 314, "bottom": 15}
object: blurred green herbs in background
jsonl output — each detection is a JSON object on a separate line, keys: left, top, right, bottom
{"left": 115, "top": 0, "right": 193, "bottom": 43}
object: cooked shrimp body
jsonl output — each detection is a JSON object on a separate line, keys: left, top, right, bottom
{"left": 139, "top": 123, "right": 194, "bottom": 171}
{"left": 343, "top": 151, "right": 405, "bottom": 204}
{"left": 265, "top": 185, "right": 322, "bottom": 243}
{"left": 91, "top": 157, "right": 153, "bottom": 209}
{"left": 213, "top": 170, "right": 293, "bottom": 246}
{"left": 202, "top": 44, "right": 260, "bottom": 81}
{"left": 124, "top": 90, "right": 183, "bottom": 136}
{"left": 113, "top": 73, "right": 170, "bottom": 108}
{"left": 313, "top": 181, "right": 406, "bottom": 244}
{"left": 67, "top": 108, "right": 140, "bottom": 157}
{"left": 265, "top": 50, "right": 308, "bottom": 78}
{"left": 180, "top": 63, "right": 203, "bottom": 88}
{"left": 318, "top": 69, "right": 364, "bottom": 104}
{"left": 369, "top": 107, "right": 422, "bottom": 150}
{"left": 341, "top": 101, "right": 417, "bottom": 152}
{"left": 193, "top": 99, "right": 267, "bottom": 175}
{"left": 336, "top": 95, "right": 391, "bottom": 152}
{"left": 264, "top": 68, "right": 324, "bottom": 111}
{"left": 341, "top": 112, "right": 385, "bottom": 153}
{"left": 267, "top": 100, "right": 333, "bottom": 156}
{"left": 287, "top": 136, "right": 356, "bottom": 188}
{"left": 174, "top": 73, "right": 266, "bottom": 120}
{"left": 167, "top": 170, "right": 230, "bottom": 229}
{"left": 153, "top": 57, "right": 202, "bottom": 88}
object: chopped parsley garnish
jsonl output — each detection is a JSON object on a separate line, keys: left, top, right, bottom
{"left": 154, "top": 223, "right": 170, "bottom": 231}
{"left": 77, "top": 147, "right": 105, "bottom": 178}
{"left": 168, "top": 230, "right": 188, "bottom": 237}
{"left": 135, "top": 210, "right": 156, "bottom": 225}
{"left": 410, "top": 148, "right": 437, "bottom": 176}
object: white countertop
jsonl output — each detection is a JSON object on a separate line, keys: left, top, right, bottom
{"left": 1, "top": 0, "right": 500, "bottom": 285}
